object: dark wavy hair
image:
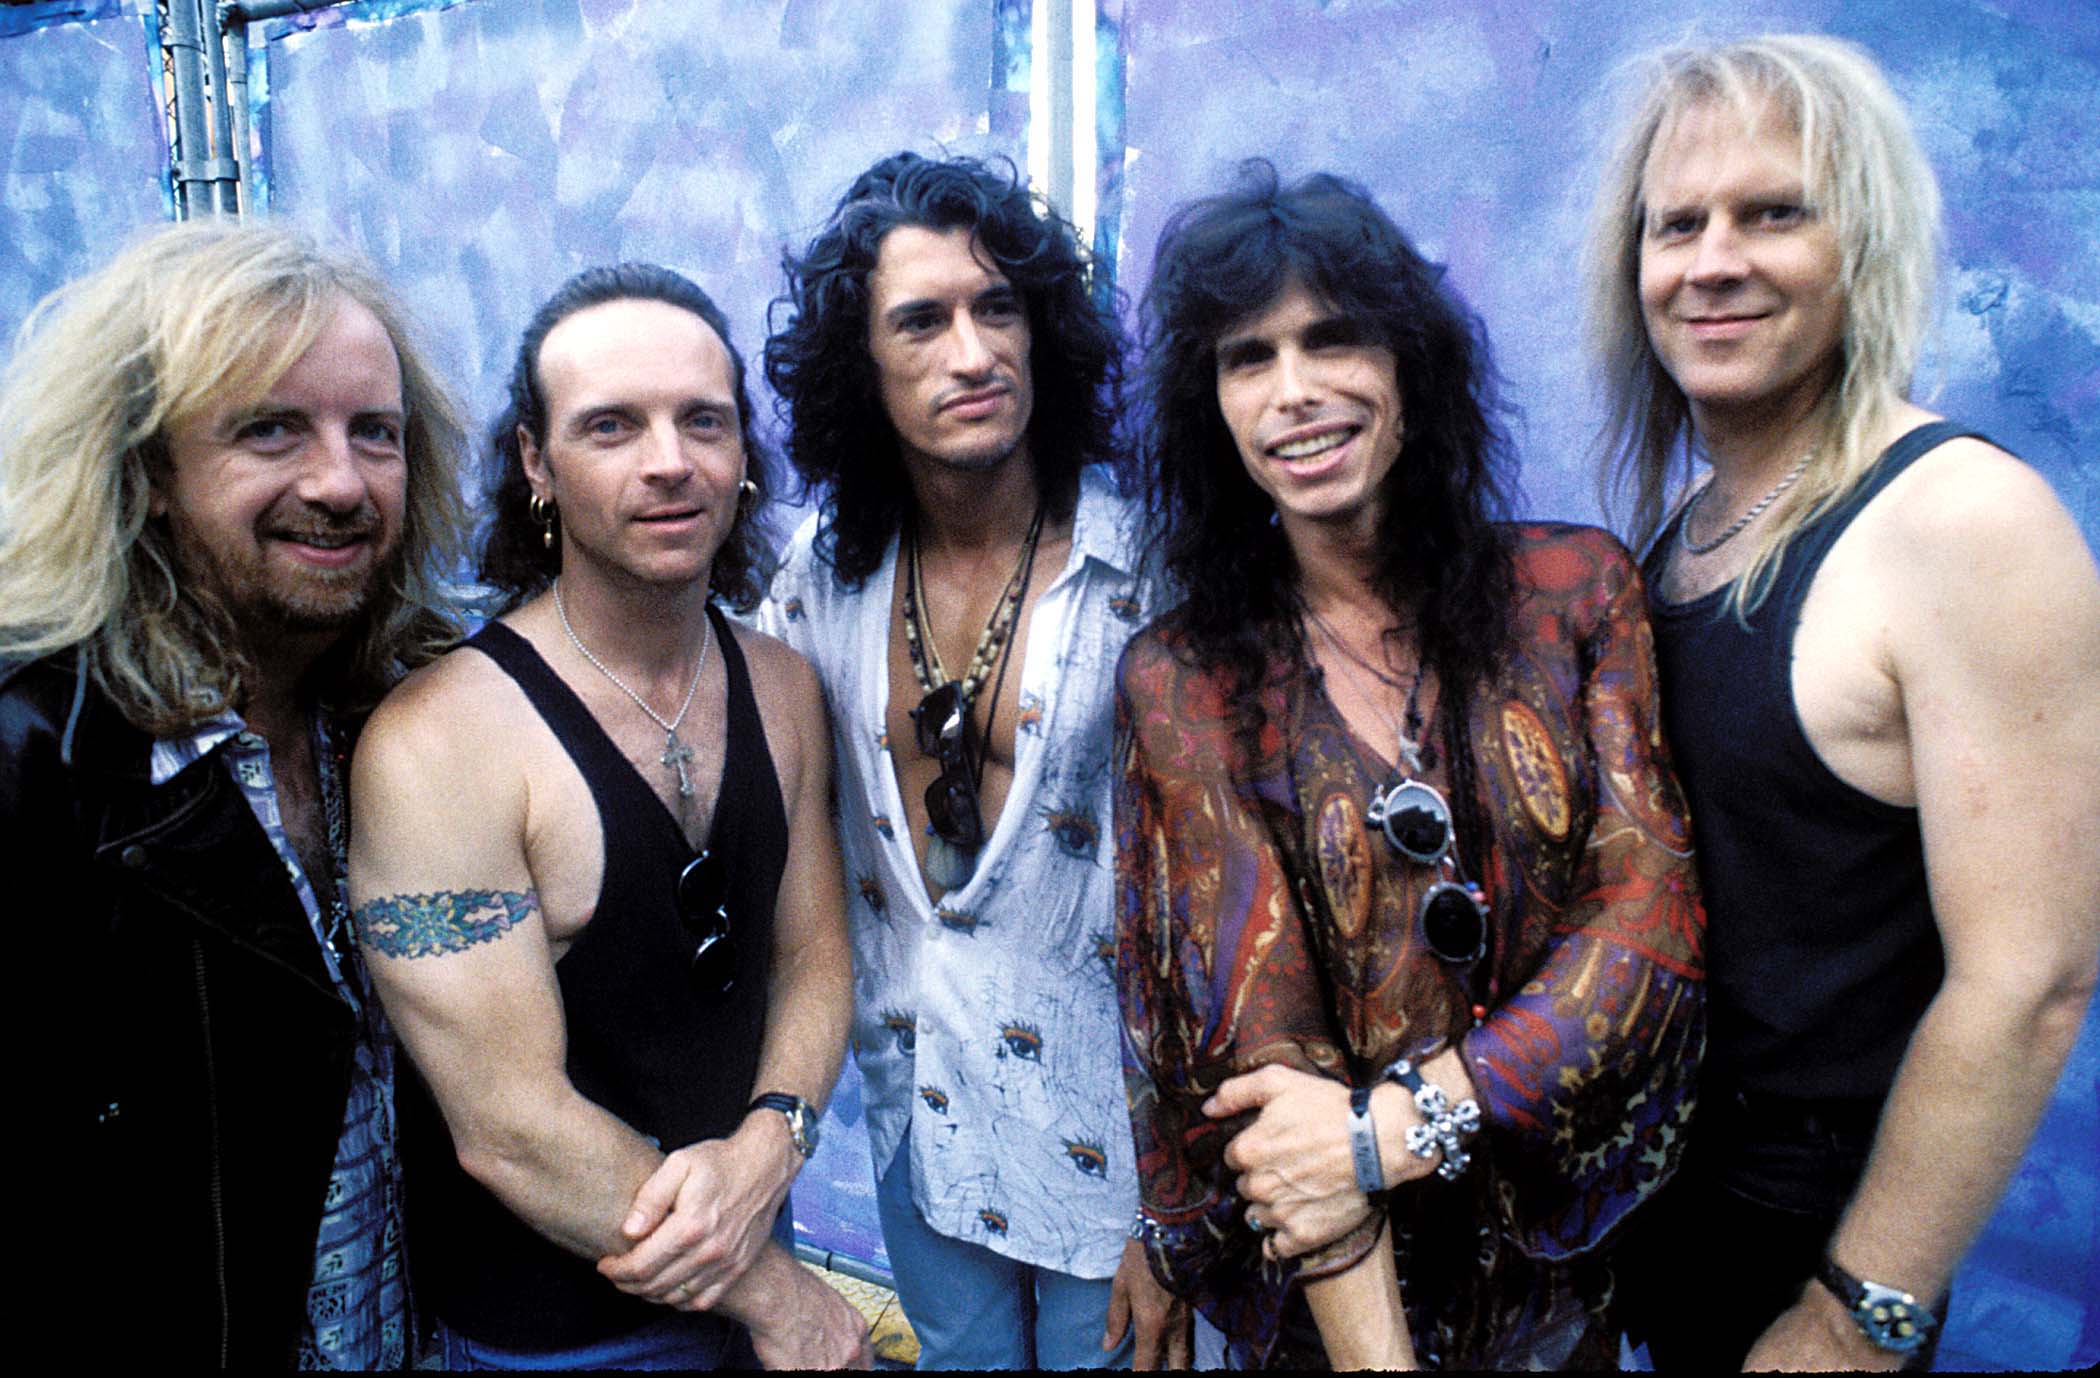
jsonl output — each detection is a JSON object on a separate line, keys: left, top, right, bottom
{"left": 479, "top": 263, "right": 770, "bottom": 612}
{"left": 764, "top": 151, "right": 1124, "bottom": 585}
{"left": 1140, "top": 162, "right": 1517, "bottom": 791}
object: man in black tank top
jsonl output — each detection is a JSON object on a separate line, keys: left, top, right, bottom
{"left": 1583, "top": 34, "right": 2100, "bottom": 1373}
{"left": 349, "top": 267, "right": 870, "bottom": 1369}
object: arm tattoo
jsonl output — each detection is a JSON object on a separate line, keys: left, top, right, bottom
{"left": 355, "top": 889, "right": 537, "bottom": 959}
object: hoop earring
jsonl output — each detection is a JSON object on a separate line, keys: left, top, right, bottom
{"left": 529, "top": 493, "right": 557, "bottom": 550}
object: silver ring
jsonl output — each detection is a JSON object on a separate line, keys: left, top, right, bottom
{"left": 1247, "top": 1211, "right": 1268, "bottom": 1234}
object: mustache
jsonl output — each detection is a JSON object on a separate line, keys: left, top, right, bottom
{"left": 934, "top": 378, "right": 1015, "bottom": 410}
{"left": 269, "top": 500, "right": 383, "bottom": 543}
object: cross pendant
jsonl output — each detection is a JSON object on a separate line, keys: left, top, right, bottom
{"left": 662, "top": 730, "right": 695, "bottom": 798}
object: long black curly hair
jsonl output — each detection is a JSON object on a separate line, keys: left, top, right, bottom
{"left": 479, "top": 263, "right": 771, "bottom": 612}
{"left": 1139, "top": 162, "right": 1517, "bottom": 792}
{"left": 764, "top": 152, "right": 1125, "bottom": 586}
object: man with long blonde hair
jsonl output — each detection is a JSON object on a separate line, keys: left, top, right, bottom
{"left": 1586, "top": 34, "right": 2100, "bottom": 1370}
{"left": 0, "top": 220, "right": 470, "bottom": 1367}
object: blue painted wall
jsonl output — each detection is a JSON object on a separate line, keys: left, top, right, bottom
{"left": 2, "top": 0, "right": 2093, "bottom": 1364}
{"left": 0, "top": 0, "right": 166, "bottom": 352}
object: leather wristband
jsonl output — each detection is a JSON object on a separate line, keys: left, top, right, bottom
{"left": 1347, "top": 1084, "right": 1386, "bottom": 1193}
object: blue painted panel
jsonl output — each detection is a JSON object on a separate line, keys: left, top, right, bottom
{"left": 0, "top": 2, "right": 167, "bottom": 354}
{"left": 252, "top": 0, "right": 1018, "bottom": 442}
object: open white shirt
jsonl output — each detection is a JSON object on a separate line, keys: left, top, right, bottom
{"left": 760, "top": 467, "right": 1154, "bottom": 1278}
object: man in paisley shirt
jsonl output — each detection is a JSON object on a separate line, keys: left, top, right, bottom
{"left": 0, "top": 222, "right": 472, "bottom": 1367}
{"left": 1115, "top": 163, "right": 1706, "bottom": 1368}
{"left": 760, "top": 152, "right": 1186, "bottom": 1368}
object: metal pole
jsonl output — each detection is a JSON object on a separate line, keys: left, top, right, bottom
{"left": 219, "top": 4, "right": 253, "bottom": 216}
{"left": 164, "top": 0, "right": 210, "bottom": 217}
{"left": 790, "top": 1241, "right": 896, "bottom": 1292}
{"left": 201, "top": 0, "right": 241, "bottom": 214}
{"left": 224, "top": 1, "right": 343, "bottom": 22}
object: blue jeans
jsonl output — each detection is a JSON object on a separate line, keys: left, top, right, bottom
{"left": 877, "top": 1143, "right": 1133, "bottom": 1370}
{"left": 438, "top": 1310, "right": 753, "bottom": 1370}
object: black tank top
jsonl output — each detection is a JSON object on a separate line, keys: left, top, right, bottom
{"left": 401, "top": 604, "right": 788, "bottom": 1348}
{"left": 1644, "top": 422, "right": 1982, "bottom": 1102}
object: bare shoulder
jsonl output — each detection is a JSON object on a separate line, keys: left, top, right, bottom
{"left": 364, "top": 639, "right": 514, "bottom": 754}
{"left": 726, "top": 619, "right": 824, "bottom": 722}
{"left": 354, "top": 635, "right": 538, "bottom": 811}
{"left": 1867, "top": 437, "right": 2100, "bottom": 670}
{"left": 1875, "top": 437, "right": 2089, "bottom": 564}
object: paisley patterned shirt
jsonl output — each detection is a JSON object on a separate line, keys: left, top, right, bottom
{"left": 760, "top": 467, "right": 1155, "bottom": 1278}
{"left": 1115, "top": 524, "right": 1706, "bottom": 1367}
{"left": 152, "top": 713, "right": 409, "bottom": 1370}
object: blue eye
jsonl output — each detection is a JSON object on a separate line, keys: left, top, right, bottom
{"left": 999, "top": 1023, "right": 1042, "bottom": 1061}
{"left": 1064, "top": 1139, "right": 1107, "bottom": 1178}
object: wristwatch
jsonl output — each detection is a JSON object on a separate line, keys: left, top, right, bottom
{"left": 1815, "top": 1255, "right": 1938, "bottom": 1355}
{"left": 747, "top": 1092, "right": 820, "bottom": 1159}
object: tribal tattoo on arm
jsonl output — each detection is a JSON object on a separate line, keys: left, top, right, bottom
{"left": 355, "top": 889, "right": 537, "bottom": 959}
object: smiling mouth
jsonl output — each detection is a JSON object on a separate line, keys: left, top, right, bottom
{"left": 276, "top": 530, "right": 369, "bottom": 549}
{"left": 1268, "top": 426, "right": 1359, "bottom": 462}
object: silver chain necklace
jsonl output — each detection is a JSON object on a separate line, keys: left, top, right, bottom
{"left": 1303, "top": 603, "right": 1425, "bottom": 776}
{"left": 1680, "top": 453, "right": 1810, "bottom": 556}
{"left": 552, "top": 578, "right": 712, "bottom": 798}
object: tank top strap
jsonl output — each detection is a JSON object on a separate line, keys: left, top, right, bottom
{"left": 704, "top": 604, "right": 789, "bottom": 864}
{"left": 1766, "top": 421, "right": 1990, "bottom": 612}
{"left": 463, "top": 618, "right": 667, "bottom": 838}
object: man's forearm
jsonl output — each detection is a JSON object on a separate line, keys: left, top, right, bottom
{"left": 1825, "top": 966, "right": 2093, "bottom": 1302}
{"left": 749, "top": 922, "right": 852, "bottom": 1113}
{"left": 452, "top": 1089, "right": 666, "bottom": 1259}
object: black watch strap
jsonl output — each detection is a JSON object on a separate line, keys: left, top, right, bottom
{"left": 748, "top": 1092, "right": 818, "bottom": 1159}
{"left": 1815, "top": 1255, "right": 1937, "bottom": 1354}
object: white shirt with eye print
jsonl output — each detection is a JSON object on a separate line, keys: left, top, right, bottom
{"left": 760, "top": 466, "right": 1155, "bottom": 1278}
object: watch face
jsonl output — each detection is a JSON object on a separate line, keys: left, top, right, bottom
{"left": 789, "top": 1104, "right": 819, "bottom": 1156}
{"left": 1857, "top": 1286, "right": 1929, "bottom": 1354}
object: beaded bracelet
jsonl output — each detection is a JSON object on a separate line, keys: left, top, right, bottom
{"left": 1381, "top": 1056, "right": 1481, "bottom": 1182}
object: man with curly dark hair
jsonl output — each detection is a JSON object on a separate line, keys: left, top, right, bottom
{"left": 349, "top": 265, "right": 865, "bottom": 1369}
{"left": 1114, "top": 164, "right": 1705, "bottom": 1369}
{"left": 760, "top": 153, "right": 1185, "bottom": 1369}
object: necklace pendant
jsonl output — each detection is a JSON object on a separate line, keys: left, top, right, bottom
{"left": 662, "top": 730, "right": 696, "bottom": 799}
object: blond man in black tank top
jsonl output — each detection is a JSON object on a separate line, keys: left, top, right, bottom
{"left": 1586, "top": 34, "right": 2100, "bottom": 1371}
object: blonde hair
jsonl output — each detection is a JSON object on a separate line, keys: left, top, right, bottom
{"left": 0, "top": 219, "right": 471, "bottom": 733}
{"left": 1584, "top": 33, "right": 1941, "bottom": 615}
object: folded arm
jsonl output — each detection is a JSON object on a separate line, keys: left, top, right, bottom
{"left": 599, "top": 640, "right": 856, "bottom": 1315}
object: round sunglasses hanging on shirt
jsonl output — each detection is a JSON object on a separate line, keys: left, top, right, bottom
{"left": 1306, "top": 606, "right": 1493, "bottom": 1013}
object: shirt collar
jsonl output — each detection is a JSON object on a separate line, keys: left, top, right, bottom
{"left": 148, "top": 709, "right": 250, "bottom": 786}
{"left": 1066, "top": 465, "right": 1140, "bottom": 580}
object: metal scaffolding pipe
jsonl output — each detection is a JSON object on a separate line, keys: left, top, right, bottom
{"left": 790, "top": 1241, "right": 895, "bottom": 1293}
{"left": 220, "top": 4, "right": 253, "bottom": 216}
{"left": 223, "top": 0, "right": 342, "bottom": 22}
{"left": 201, "top": 0, "right": 241, "bottom": 215}
{"left": 164, "top": 0, "right": 214, "bottom": 218}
